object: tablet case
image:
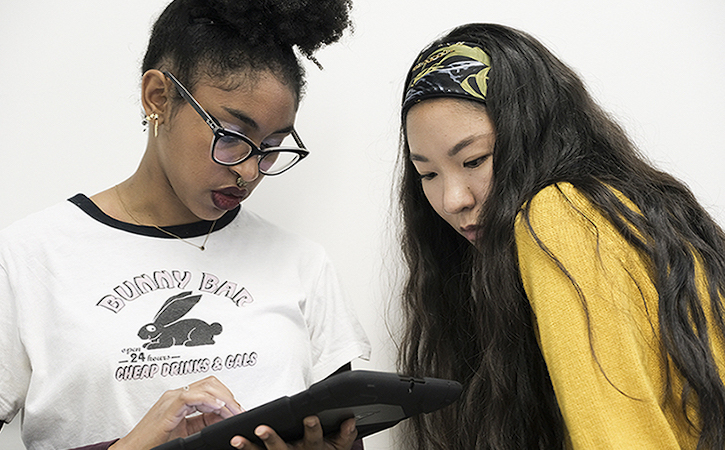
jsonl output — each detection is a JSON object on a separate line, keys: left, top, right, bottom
{"left": 152, "top": 370, "right": 462, "bottom": 449}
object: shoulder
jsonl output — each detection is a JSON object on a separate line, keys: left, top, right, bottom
{"left": 514, "top": 183, "right": 642, "bottom": 264}
{"left": 515, "top": 183, "right": 601, "bottom": 239}
{"left": 0, "top": 198, "right": 83, "bottom": 240}
{"left": 237, "top": 208, "right": 321, "bottom": 248}
{"left": 0, "top": 197, "right": 97, "bottom": 266}
{"left": 514, "top": 183, "right": 646, "bottom": 275}
{"left": 515, "top": 183, "right": 639, "bottom": 239}
{"left": 230, "top": 208, "right": 330, "bottom": 264}
{"left": 524, "top": 182, "right": 597, "bottom": 216}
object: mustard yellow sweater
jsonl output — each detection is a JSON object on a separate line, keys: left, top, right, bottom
{"left": 514, "top": 183, "right": 725, "bottom": 449}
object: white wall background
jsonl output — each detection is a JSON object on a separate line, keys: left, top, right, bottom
{"left": 1, "top": 0, "right": 723, "bottom": 448}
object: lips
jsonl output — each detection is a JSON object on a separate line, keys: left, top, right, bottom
{"left": 212, "top": 186, "right": 246, "bottom": 211}
{"left": 459, "top": 225, "right": 480, "bottom": 243}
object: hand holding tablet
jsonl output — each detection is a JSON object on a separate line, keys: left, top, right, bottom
{"left": 152, "top": 370, "right": 462, "bottom": 449}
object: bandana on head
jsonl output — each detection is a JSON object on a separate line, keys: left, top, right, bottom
{"left": 402, "top": 41, "right": 491, "bottom": 113}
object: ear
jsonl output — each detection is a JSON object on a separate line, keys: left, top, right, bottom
{"left": 141, "top": 69, "right": 171, "bottom": 120}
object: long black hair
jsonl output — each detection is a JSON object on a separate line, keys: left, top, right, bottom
{"left": 397, "top": 23, "right": 725, "bottom": 449}
{"left": 142, "top": 0, "right": 352, "bottom": 99}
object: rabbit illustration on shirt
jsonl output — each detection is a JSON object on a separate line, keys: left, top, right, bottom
{"left": 138, "top": 291, "right": 223, "bottom": 350}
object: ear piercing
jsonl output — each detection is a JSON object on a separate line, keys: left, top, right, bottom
{"left": 144, "top": 113, "right": 160, "bottom": 137}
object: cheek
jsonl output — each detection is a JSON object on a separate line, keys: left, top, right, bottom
{"left": 166, "top": 110, "right": 212, "bottom": 154}
{"left": 421, "top": 183, "right": 447, "bottom": 220}
{"left": 166, "top": 130, "right": 215, "bottom": 175}
{"left": 468, "top": 162, "right": 494, "bottom": 204}
{"left": 163, "top": 146, "right": 209, "bottom": 184}
{"left": 470, "top": 177, "right": 491, "bottom": 204}
{"left": 180, "top": 133, "right": 212, "bottom": 163}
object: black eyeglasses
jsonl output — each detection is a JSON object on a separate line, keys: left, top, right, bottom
{"left": 163, "top": 71, "right": 309, "bottom": 176}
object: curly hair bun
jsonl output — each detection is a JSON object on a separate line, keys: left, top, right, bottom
{"left": 194, "top": 0, "right": 353, "bottom": 58}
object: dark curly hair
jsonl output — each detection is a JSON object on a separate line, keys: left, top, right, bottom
{"left": 142, "top": 0, "right": 353, "bottom": 99}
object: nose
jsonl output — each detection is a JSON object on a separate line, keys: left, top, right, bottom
{"left": 232, "top": 157, "right": 261, "bottom": 183}
{"left": 441, "top": 176, "right": 476, "bottom": 215}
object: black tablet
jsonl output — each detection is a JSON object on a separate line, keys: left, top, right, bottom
{"left": 152, "top": 370, "right": 462, "bottom": 449}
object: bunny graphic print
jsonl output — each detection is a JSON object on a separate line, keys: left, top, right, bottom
{"left": 137, "top": 291, "right": 223, "bottom": 349}
{"left": 110, "top": 269, "right": 260, "bottom": 382}
{"left": 0, "top": 195, "right": 370, "bottom": 450}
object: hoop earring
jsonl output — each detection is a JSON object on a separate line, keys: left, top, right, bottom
{"left": 145, "top": 113, "right": 160, "bottom": 137}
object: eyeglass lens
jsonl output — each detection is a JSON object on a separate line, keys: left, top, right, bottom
{"left": 213, "top": 132, "right": 302, "bottom": 175}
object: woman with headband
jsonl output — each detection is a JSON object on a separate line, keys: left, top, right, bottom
{"left": 396, "top": 23, "right": 725, "bottom": 449}
{"left": 0, "top": 1, "right": 370, "bottom": 449}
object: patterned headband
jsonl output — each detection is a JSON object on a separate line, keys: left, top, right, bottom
{"left": 402, "top": 41, "right": 491, "bottom": 113}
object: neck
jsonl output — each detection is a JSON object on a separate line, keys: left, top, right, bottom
{"left": 90, "top": 172, "right": 200, "bottom": 229}
{"left": 111, "top": 183, "right": 218, "bottom": 252}
{"left": 121, "top": 177, "right": 200, "bottom": 226}
{"left": 120, "top": 142, "right": 203, "bottom": 226}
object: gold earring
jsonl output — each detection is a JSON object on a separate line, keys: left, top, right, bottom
{"left": 145, "top": 113, "right": 159, "bottom": 137}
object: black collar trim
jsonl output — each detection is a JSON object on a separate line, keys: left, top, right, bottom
{"left": 68, "top": 194, "right": 239, "bottom": 239}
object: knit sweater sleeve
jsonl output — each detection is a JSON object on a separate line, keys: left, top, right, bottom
{"left": 514, "top": 183, "right": 692, "bottom": 449}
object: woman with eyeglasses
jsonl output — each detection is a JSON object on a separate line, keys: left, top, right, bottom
{"left": 0, "top": 1, "right": 369, "bottom": 449}
{"left": 395, "top": 24, "right": 725, "bottom": 449}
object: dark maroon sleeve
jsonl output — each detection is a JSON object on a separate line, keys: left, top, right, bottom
{"left": 67, "top": 439, "right": 119, "bottom": 450}
{"left": 352, "top": 438, "right": 364, "bottom": 450}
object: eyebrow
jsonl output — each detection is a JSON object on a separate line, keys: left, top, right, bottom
{"left": 409, "top": 133, "right": 493, "bottom": 162}
{"left": 223, "top": 107, "right": 260, "bottom": 131}
{"left": 222, "top": 107, "right": 295, "bottom": 135}
{"left": 447, "top": 136, "right": 477, "bottom": 157}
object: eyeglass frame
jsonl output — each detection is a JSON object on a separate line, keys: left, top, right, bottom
{"left": 162, "top": 70, "right": 309, "bottom": 175}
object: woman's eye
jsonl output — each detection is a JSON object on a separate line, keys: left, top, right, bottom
{"left": 464, "top": 154, "right": 490, "bottom": 169}
{"left": 262, "top": 136, "right": 287, "bottom": 149}
{"left": 418, "top": 172, "right": 437, "bottom": 181}
{"left": 218, "top": 135, "right": 240, "bottom": 144}
{"left": 216, "top": 135, "right": 244, "bottom": 149}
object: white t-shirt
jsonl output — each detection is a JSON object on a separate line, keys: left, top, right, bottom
{"left": 0, "top": 195, "right": 371, "bottom": 450}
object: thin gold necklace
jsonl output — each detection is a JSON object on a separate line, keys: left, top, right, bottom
{"left": 114, "top": 185, "right": 217, "bottom": 251}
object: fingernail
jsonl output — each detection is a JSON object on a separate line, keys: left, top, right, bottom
{"left": 216, "top": 399, "right": 226, "bottom": 408}
{"left": 255, "top": 428, "right": 269, "bottom": 440}
{"left": 227, "top": 402, "right": 243, "bottom": 415}
{"left": 230, "top": 436, "right": 244, "bottom": 448}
